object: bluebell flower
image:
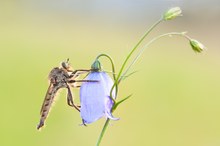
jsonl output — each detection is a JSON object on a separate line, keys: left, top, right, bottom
{"left": 80, "top": 71, "right": 119, "bottom": 124}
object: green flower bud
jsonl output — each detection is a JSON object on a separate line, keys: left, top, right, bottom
{"left": 190, "top": 39, "right": 205, "bottom": 53}
{"left": 163, "top": 7, "right": 182, "bottom": 20}
{"left": 91, "top": 60, "right": 102, "bottom": 71}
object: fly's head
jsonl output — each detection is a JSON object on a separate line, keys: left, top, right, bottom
{"left": 48, "top": 59, "right": 74, "bottom": 86}
{"left": 61, "top": 58, "right": 73, "bottom": 72}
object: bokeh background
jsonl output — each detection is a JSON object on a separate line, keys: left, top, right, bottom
{"left": 1, "top": 0, "right": 220, "bottom": 146}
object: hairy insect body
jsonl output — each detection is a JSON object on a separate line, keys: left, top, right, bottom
{"left": 37, "top": 60, "right": 96, "bottom": 130}
{"left": 37, "top": 67, "right": 71, "bottom": 130}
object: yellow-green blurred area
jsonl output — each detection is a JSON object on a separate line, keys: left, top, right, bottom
{"left": 1, "top": 0, "right": 220, "bottom": 146}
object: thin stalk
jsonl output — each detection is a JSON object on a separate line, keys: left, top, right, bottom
{"left": 95, "top": 54, "right": 117, "bottom": 103}
{"left": 120, "top": 32, "right": 189, "bottom": 81}
{"left": 96, "top": 119, "right": 110, "bottom": 146}
{"left": 110, "top": 18, "right": 163, "bottom": 98}
{"left": 96, "top": 18, "right": 163, "bottom": 146}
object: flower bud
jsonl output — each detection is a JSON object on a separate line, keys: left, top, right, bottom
{"left": 190, "top": 39, "right": 205, "bottom": 53}
{"left": 163, "top": 7, "right": 182, "bottom": 20}
{"left": 91, "top": 60, "right": 102, "bottom": 71}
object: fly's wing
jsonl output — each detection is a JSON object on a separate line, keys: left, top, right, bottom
{"left": 37, "top": 83, "right": 59, "bottom": 130}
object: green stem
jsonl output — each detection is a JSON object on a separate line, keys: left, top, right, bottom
{"left": 96, "top": 119, "right": 110, "bottom": 146}
{"left": 96, "top": 18, "right": 163, "bottom": 146}
{"left": 120, "top": 32, "right": 189, "bottom": 80}
{"left": 95, "top": 54, "right": 117, "bottom": 103}
{"left": 96, "top": 32, "right": 189, "bottom": 146}
{"left": 110, "top": 18, "right": 163, "bottom": 98}
{"left": 96, "top": 94, "right": 131, "bottom": 146}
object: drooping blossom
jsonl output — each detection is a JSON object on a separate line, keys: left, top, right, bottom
{"left": 80, "top": 71, "right": 119, "bottom": 124}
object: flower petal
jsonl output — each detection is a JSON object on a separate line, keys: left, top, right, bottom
{"left": 105, "top": 96, "right": 119, "bottom": 121}
{"left": 80, "top": 72, "right": 106, "bottom": 124}
{"left": 80, "top": 72, "right": 118, "bottom": 124}
{"left": 101, "top": 72, "right": 116, "bottom": 99}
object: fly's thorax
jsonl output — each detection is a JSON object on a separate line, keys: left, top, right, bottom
{"left": 48, "top": 67, "right": 70, "bottom": 86}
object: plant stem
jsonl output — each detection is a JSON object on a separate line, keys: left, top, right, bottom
{"left": 96, "top": 119, "right": 110, "bottom": 146}
{"left": 96, "top": 32, "right": 189, "bottom": 146}
{"left": 120, "top": 32, "right": 189, "bottom": 80}
{"left": 96, "top": 18, "right": 163, "bottom": 146}
{"left": 95, "top": 54, "right": 117, "bottom": 103}
{"left": 110, "top": 18, "right": 163, "bottom": 98}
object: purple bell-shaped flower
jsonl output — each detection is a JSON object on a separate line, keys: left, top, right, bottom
{"left": 80, "top": 60, "right": 119, "bottom": 124}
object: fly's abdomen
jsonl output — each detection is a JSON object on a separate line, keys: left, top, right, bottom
{"left": 37, "top": 84, "right": 59, "bottom": 130}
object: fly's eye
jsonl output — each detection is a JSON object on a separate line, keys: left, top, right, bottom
{"left": 61, "top": 58, "right": 70, "bottom": 70}
{"left": 61, "top": 62, "right": 69, "bottom": 70}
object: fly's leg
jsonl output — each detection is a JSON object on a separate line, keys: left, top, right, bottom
{"left": 71, "top": 69, "right": 91, "bottom": 74}
{"left": 66, "top": 84, "right": 80, "bottom": 112}
{"left": 69, "top": 69, "right": 91, "bottom": 79}
{"left": 68, "top": 79, "right": 98, "bottom": 89}
{"left": 68, "top": 79, "right": 99, "bottom": 84}
{"left": 82, "top": 119, "right": 87, "bottom": 126}
{"left": 80, "top": 119, "right": 87, "bottom": 126}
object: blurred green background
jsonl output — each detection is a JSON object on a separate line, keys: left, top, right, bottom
{"left": 1, "top": 0, "right": 220, "bottom": 146}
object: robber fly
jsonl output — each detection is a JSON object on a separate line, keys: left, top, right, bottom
{"left": 37, "top": 59, "right": 96, "bottom": 130}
